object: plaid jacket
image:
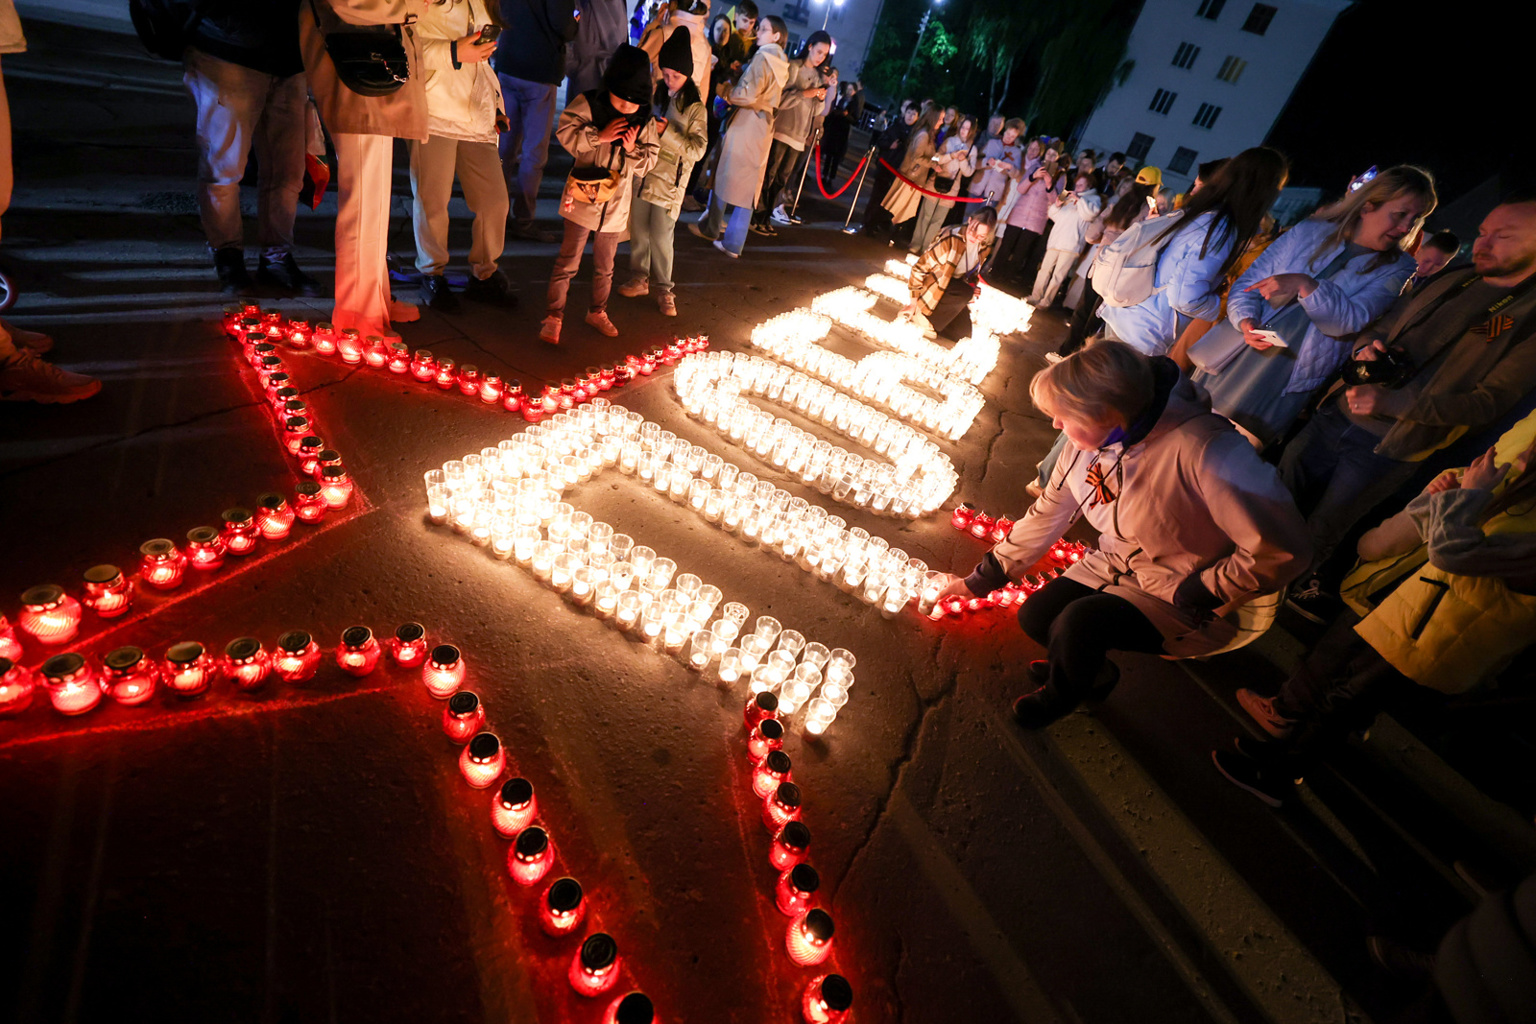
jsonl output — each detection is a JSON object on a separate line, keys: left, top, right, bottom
{"left": 911, "top": 226, "right": 994, "bottom": 316}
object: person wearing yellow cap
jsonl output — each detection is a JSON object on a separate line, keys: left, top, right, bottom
{"left": 1135, "top": 165, "right": 1162, "bottom": 189}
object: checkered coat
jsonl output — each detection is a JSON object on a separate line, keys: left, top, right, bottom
{"left": 910, "top": 226, "right": 993, "bottom": 316}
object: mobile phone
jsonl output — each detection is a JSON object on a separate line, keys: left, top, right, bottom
{"left": 1145, "top": 195, "right": 1157, "bottom": 212}
{"left": 1251, "top": 328, "right": 1287, "bottom": 347}
{"left": 476, "top": 24, "right": 502, "bottom": 44}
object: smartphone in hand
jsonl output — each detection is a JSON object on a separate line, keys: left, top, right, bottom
{"left": 477, "top": 24, "right": 502, "bottom": 44}
{"left": 1250, "top": 328, "right": 1287, "bottom": 347}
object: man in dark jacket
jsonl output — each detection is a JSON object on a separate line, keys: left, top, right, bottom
{"left": 819, "top": 79, "right": 863, "bottom": 191}
{"left": 183, "top": 0, "right": 317, "bottom": 294}
{"left": 861, "top": 102, "right": 916, "bottom": 236}
{"left": 495, "top": 0, "right": 580, "bottom": 242}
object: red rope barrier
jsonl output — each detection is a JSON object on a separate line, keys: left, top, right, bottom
{"left": 813, "top": 146, "right": 871, "bottom": 200}
{"left": 876, "top": 157, "right": 988, "bottom": 203}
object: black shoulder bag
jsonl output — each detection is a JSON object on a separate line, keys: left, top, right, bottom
{"left": 307, "top": 0, "right": 411, "bottom": 97}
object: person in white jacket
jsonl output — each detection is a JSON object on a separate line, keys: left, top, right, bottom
{"left": 1029, "top": 174, "right": 1101, "bottom": 307}
{"left": 411, "top": 0, "right": 518, "bottom": 312}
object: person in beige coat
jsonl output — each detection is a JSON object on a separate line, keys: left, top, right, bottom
{"left": 637, "top": 0, "right": 712, "bottom": 101}
{"left": 943, "top": 341, "right": 1311, "bottom": 727}
{"left": 300, "top": 0, "right": 428, "bottom": 338}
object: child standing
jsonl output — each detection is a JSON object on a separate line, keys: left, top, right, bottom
{"left": 542, "top": 43, "right": 659, "bottom": 344}
{"left": 618, "top": 30, "right": 707, "bottom": 316}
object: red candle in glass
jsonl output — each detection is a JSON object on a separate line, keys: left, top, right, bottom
{"left": 293, "top": 481, "right": 328, "bottom": 523}
{"left": 764, "top": 781, "right": 803, "bottom": 832}
{"left": 442, "top": 690, "right": 484, "bottom": 743}
{"left": 508, "top": 824, "right": 555, "bottom": 886}
{"left": 501, "top": 380, "right": 524, "bottom": 412}
{"left": 520, "top": 391, "right": 549, "bottom": 423}
{"left": 771, "top": 821, "right": 812, "bottom": 872}
{"left": 603, "top": 992, "right": 654, "bottom": 1024}
{"left": 273, "top": 630, "right": 321, "bottom": 682}
{"left": 745, "top": 690, "right": 779, "bottom": 733}
{"left": 410, "top": 349, "right": 437, "bottom": 382}
{"left": 103, "top": 645, "right": 159, "bottom": 706}
{"left": 257, "top": 355, "right": 286, "bottom": 390}
{"left": 753, "top": 750, "right": 793, "bottom": 799}
{"left": 335, "top": 625, "right": 380, "bottom": 677}
{"left": 296, "top": 435, "right": 325, "bottom": 475}
{"left": 556, "top": 380, "right": 576, "bottom": 410}
{"left": 185, "top": 526, "right": 227, "bottom": 571}
{"left": 18, "top": 584, "right": 82, "bottom": 645}
{"left": 222, "top": 304, "right": 243, "bottom": 336}
{"left": 386, "top": 340, "right": 410, "bottom": 373}
{"left": 0, "top": 657, "right": 35, "bottom": 716}
{"left": 492, "top": 777, "right": 537, "bottom": 837}
{"left": 138, "top": 538, "right": 188, "bottom": 590}
{"left": 541, "top": 877, "right": 586, "bottom": 937}
{"left": 281, "top": 415, "right": 311, "bottom": 454}
{"left": 362, "top": 335, "right": 389, "bottom": 368}
{"left": 423, "top": 643, "right": 464, "bottom": 698}
{"left": 968, "top": 512, "right": 995, "bottom": 539}
{"left": 0, "top": 614, "right": 23, "bottom": 662}
{"left": 162, "top": 641, "right": 214, "bottom": 698}
{"left": 81, "top": 564, "right": 134, "bottom": 618}
{"left": 223, "top": 636, "right": 271, "bottom": 691}
{"left": 337, "top": 328, "right": 362, "bottom": 364}
{"left": 220, "top": 507, "right": 260, "bottom": 556}
{"left": 748, "top": 717, "right": 785, "bottom": 766}
{"left": 249, "top": 340, "right": 276, "bottom": 367}
{"left": 255, "top": 493, "right": 296, "bottom": 540}
{"left": 279, "top": 398, "right": 308, "bottom": 423}
{"left": 42, "top": 652, "right": 104, "bottom": 715}
{"left": 599, "top": 366, "right": 617, "bottom": 390}
{"left": 389, "top": 622, "right": 428, "bottom": 667}
{"left": 775, "top": 863, "right": 820, "bottom": 917}
{"left": 991, "top": 516, "right": 1014, "bottom": 543}
{"left": 286, "top": 318, "right": 310, "bottom": 348}
{"left": 787, "top": 909, "right": 835, "bottom": 967}
{"left": 950, "top": 503, "right": 975, "bottom": 531}
{"left": 475, "top": 374, "right": 501, "bottom": 404}
{"left": 319, "top": 465, "right": 354, "bottom": 510}
{"left": 261, "top": 309, "right": 283, "bottom": 333}
{"left": 265, "top": 372, "right": 292, "bottom": 402}
{"left": 312, "top": 322, "right": 337, "bottom": 355}
{"left": 802, "top": 974, "right": 853, "bottom": 1024}
{"left": 569, "top": 933, "right": 621, "bottom": 998}
{"left": 435, "top": 357, "right": 457, "bottom": 389}
{"left": 456, "top": 364, "right": 482, "bottom": 397}
{"left": 460, "top": 731, "right": 505, "bottom": 789}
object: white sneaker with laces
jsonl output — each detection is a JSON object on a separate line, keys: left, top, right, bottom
{"left": 0, "top": 349, "right": 102, "bottom": 403}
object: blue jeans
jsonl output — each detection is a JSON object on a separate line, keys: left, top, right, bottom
{"left": 497, "top": 74, "right": 558, "bottom": 229}
{"left": 1278, "top": 399, "right": 1419, "bottom": 573}
{"left": 628, "top": 197, "right": 677, "bottom": 291}
{"left": 703, "top": 193, "right": 751, "bottom": 255}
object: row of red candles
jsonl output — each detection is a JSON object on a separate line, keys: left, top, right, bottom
{"left": 742, "top": 690, "right": 856, "bottom": 1023}
{"left": 222, "top": 303, "right": 709, "bottom": 424}
{"left": 927, "top": 527, "right": 1090, "bottom": 620}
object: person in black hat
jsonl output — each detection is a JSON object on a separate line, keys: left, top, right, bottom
{"left": 542, "top": 43, "right": 659, "bottom": 344}
{"left": 618, "top": 28, "right": 707, "bottom": 316}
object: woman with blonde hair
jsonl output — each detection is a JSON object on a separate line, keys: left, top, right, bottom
{"left": 939, "top": 340, "right": 1311, "bottom": 726}
{"left": 1192, "top": 164, "right": 1436, "bottom": 447}
{"left": 878, "top": 106, "right": 942, "bottom": 239}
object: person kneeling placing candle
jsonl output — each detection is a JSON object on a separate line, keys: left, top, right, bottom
{"left": 900, "top": 206, "right": 996, "bottom": 342}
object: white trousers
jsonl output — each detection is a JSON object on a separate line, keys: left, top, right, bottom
{"left": 332, "top": 132, "right": 395, "bottom": 337}
{"left": 1030, "top": 247, "right": 1078, "bottom": 306}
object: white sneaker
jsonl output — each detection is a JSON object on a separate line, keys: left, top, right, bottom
{"left": 712, "top": 239, "right": 739, "bottom": 259}
{"left": 539, "top": 315, "right": 561, "bottom": 345}
{"left": 0, "top": 349, "right": 101, "bottom": 403}
{"left": 584, "top": 309, "right": 619, "bottom": 337}
{"left": 617, "top": 277, "right": 649, "bottom": 298}
{"left": 770, "top": 204, "right": 792, "bottom": 226}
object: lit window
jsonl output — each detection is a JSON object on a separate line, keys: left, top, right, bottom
{"left": 1168, "top": 147, "right": 1198, "bottom": 175}
{"left": 1216, "top": 56, "right": 1247, "bottom": 83}
{"left": 1127, "top": 133, "right": 1155, "bottom": 161}
{"left": 784, "top": 0, "right": 811, "bottom": 22}
{"left": 1192, "top": 103, "right": 1222, "bottom": 129}
{"left": 1242, "top": 3, "right": 1276, "bottom": 34}
{"left": 1148, "top": 88, "right": 1177, "bottom": 115}
{"left": 1195, "top": 0, "right": 1226, "bottom": 20}
{"left": 1172, "top": 42, "right": 1200, "bottom": 69}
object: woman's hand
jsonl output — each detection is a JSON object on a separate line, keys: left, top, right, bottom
{"left": 1424, "top": 470, "right": 1460, "bottom": 496}
{"left": 1460, "top": 448, "right": 1512, "bottom": 492}
{"left": 620, "top": 125, "right": 639, "bottom": 152}
{"left": 1239, "top": 318, "right": 1274, "bottom": 350}
{"left": 455, "top": 34, "right": 498, "bottom": 64}
{"left": 936, "top": 577, "right": 975, "bottom": 603}
{"left": 1353, "top": 338, "right": 1387, "bottom": 362}
{"left": 597, "top": 118, "right": 630, "bottom": 144}
{"left": 1244, "top": 273, "right": 1317, "bottom": 308}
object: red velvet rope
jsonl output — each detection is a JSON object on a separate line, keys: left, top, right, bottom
{"left": 876, "top": 157, "right": 989, "bottom": 203}
{"left": 812, "top": 146, "right": 872, "bottom": 200}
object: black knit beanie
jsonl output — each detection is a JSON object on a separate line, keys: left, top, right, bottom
{"left": 658, "top": 27, "right": 694, "bottom": 78}
{"left": 603, "top": 44, "right": 655, "bottom": 107}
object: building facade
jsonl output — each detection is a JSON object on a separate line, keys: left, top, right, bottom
{"left": 1076, "top": 0, "right": 1348, "bottom": 195}
{"left": 745, "top": 0, "right": 883, "bottom": 83}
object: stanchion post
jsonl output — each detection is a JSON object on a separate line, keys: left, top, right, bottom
{"left": 841, "top": 145, "right": 877, "bottom": 234}
{"left": 791, "top": 126, "right": 822, "bottom": 220}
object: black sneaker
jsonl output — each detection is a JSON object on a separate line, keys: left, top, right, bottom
{"left": 214, "top": 247, "right": 253, "bottom": 295}
{"left": 1286, "top": 577, "right": 1342, "bottom": 625}
{"left": 1013, "top": 686, "right": 1071, "bottom": 728}
{"left": 1211, "top": 748, "right": 1294, "bottom": 807}
{"left": 749, "top": 222, "right": 777, "bottom": 237}
{"left": 419, "top": 274, "right": 461, "bottom": 313}
{"left": 257, "top": 252, "right": 323, "bottom": 296}
{"left": 1365, "top": 936, "right": 1437, "bottom": 980}
{"left": 464, "top": 270, "right": 519, "bottom": 308}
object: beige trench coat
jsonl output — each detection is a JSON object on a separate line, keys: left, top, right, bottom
{"left": 712, "top": 43, "right": 789, "bottom": 209}
{"left": 300, "top": 0, "right": 428, "bottom": 142}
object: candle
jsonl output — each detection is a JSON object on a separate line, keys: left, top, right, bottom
{"left": 138, "top": 538, "right": 189, "bottom": 590}
{"left": 17, "top": 585, "right": 82, "bottom": 645}
{"left": 0, "top": 657, "right": 36, "bottom": 716}
{"left": 162, "top": 641, "right": 214, "bottom": 698}
{"left": 222, "top": 636, "right": 271, "bottom": 692}
{"left": 41, "top": 652, "right": 104, "bottom": 715}
{"left": 81, "top": 564, "right": 134, "bottom": 618}
{"left": 103, "top": 645, "right": 159, "bottom": 706}
{"left": 186, "top": 526, "right": 227, "bottom": 570}
{"left": 273, "top": 630, "right": 321, "bottom": 682}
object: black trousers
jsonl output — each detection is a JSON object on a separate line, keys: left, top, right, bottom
{"left": 1017, "top": 577, "right": 1165, "bottom": 707}
{"left": 988, "top": 225, "right": 1041, "bottom": 282}
{"left": 1062, "top": 276, "right": 1104, "bottom": 356}
{"left": 755, "top": 140, "right": 798, "bottom": 220}
{"left": 861, "top": 167, "right": 897, "bottom": 234}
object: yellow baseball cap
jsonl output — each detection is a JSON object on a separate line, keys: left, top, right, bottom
{"left": 1135, "top": 166, "right": 1163, "bottom": 186}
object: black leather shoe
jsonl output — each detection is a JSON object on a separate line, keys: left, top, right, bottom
{"left": 214, "top": 247, "right": 253, "bottom": 295}
{"left": 419, "top": 273, "right": 461, "bottom": 313}
{"left": 1012, "top": 686, "right": 1070, "bottom": 728}
{"left": 464, "top": 269, "right": 519, "bottom": 308}
{"left": 257, "top": 252, "right": 323, "bottom": 296}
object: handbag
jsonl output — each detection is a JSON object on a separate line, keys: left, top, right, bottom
{"left": 1187, "top": 317, "right": 1249, "bottom": 374}
{"left": 307, "top": 0, "right": 410, "bottom": 98}
{"left": 561, "top": 165, "right": 623, "bottom": 214}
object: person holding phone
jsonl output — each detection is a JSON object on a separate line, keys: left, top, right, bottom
{"left": 750, "top": 30, "right": 831, "bottom": 237}
{"left": 410, "top": 0, "right": 518, "bottom": 313}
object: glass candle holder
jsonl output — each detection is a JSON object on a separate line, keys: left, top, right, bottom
{"left": 18, "top": 584, "right": 83, "bottom": 645}
{"left": 390, "top": 622, "right": 428, "bottom": 667}
{"left": 0, "top": 657, "right": 34, "bottom": 716}
{"left": 748, "top": 717, "right": 785, "bottom": 765}
{"left": 335, "top": 625, "right": 380, "bottom": 677}
{"left": 0, "top": 614, "right": 22, "bottom": 662}
{"left": 739, "top": 634, "right": 770, "bottom": 672}
{"left": 42, "top": 652, "right": 103, "bottom": 715}
{"left": 423, "top": 644, "right": 465, "bottom": 698}
{"left": 186, "top": 526, "right": 227, "bottom": 571}
{"left": 541, "top": 877, "right": 586, "bottom": 938}
{"left": 456, "top": 364, "right": 482, "bottom": 397}
{"left": 139, "top": 538, "right": 189, "bottom": 590}
{"left": 803, "top": 698, "right": 838, "bottom": 736}
{"left": 293, "top": 481, "right": 328, "bottom": 522}
{"left": 319, "top": 465, "right": 354, "bottom": 509}
{"left": 443, "top": 690, "right": 485, "bottom": 744}
{"left": 361, "top": 335, "right": 388, "bottom": 368}
{"left": 162, "top": 641, "right": 214, "bottom": 698}
{"left": 745, "top": 690, "right": 778, "bottom": 732}
{"left": 273, "top": 630, "right": 321, "bottom": 682}
{"left": 764, "top": 781, "right": 803, "bottom": 832}
{"left": 801, "top": 974, "right": 854, "bottom": 1024}
{"left": 460, "top": 731, "right": 505, "bottom": 789}
{"left": 312, "top": 322, "right": 337, "bottom": 355}
{"left": 753, "top": 750, "right": 793, "bottom": 798}
{"left": 771, "top": 820, "right": 811, "bottom": 871}
{"left": 387, "top": 339, "right": 411, "bottom": 374}
{"left": 255, "top": 493, "right": 296, "bottom": 540}
{"left": 754, "top": 616, "right": 783, "bottom": 644}
{"left": 569, "top": 933, "right": 621, "bottom": 998}
{"left": 491, "top": 777, "right": 537, "bottom": 837}
{"left": 775, "top": 863, "right": 820, "bottom": 917}
{"left": 222, "top": 636, "right": 270, "bottom": 692}
{"left": 715, "top": 647, "right": 743, "bottom": 685}
{"left": 81, "top": 564, "right": 134, "bottom": 618}
{"left": 297, "top": 435, "right": 326, "bottom": 476}
{"left": 616, "top": 590, "right": 645, "bottom": 631}
{"left": 686, "top": 629, "right": 714, "bottom": 671}
{"left": 787, "top": 909, "right": 835, "bottom": 967}
{"left": 103, "top": 645, "right": 159, "bottom": 706}
{"left": 508, "top": 824, "right": 555, "bottom": 886}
